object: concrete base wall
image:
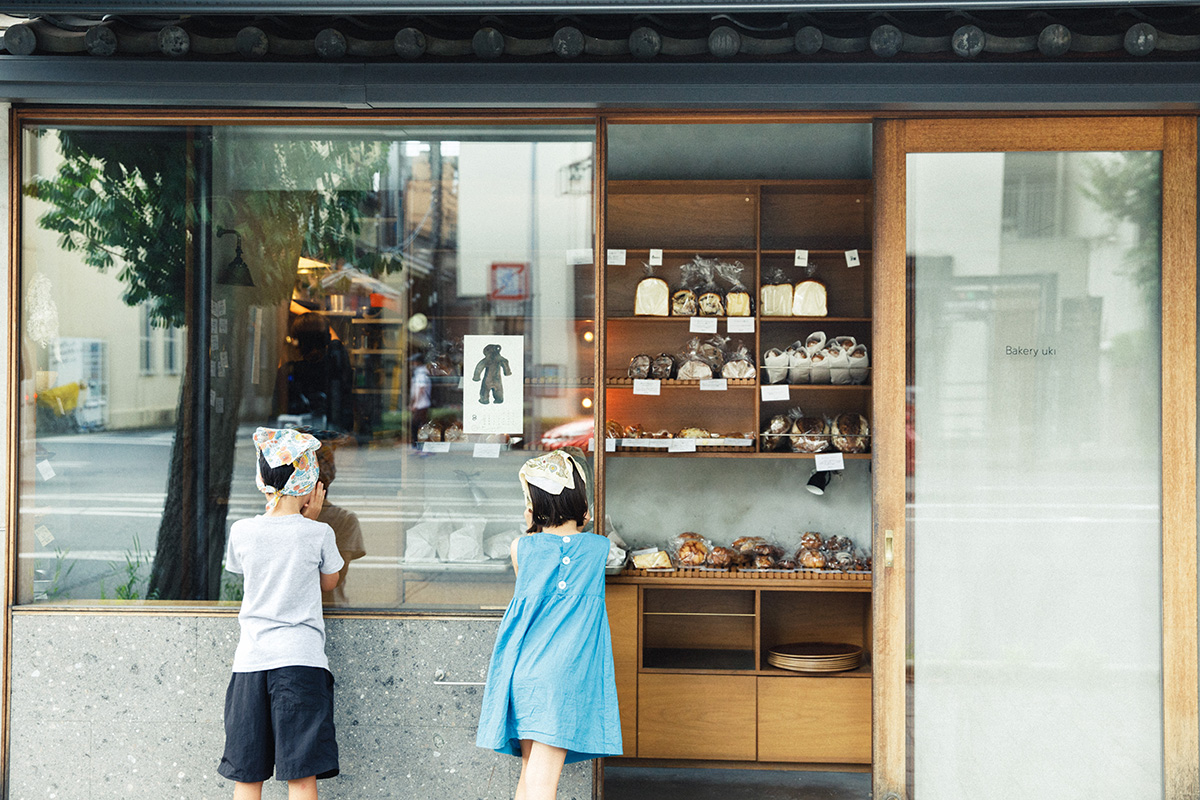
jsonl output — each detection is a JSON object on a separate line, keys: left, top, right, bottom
{"left": 7, "top": 615, "right": 594, "bottom": 800}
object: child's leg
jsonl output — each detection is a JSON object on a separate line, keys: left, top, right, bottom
{"left": 232, "top": 781, "right": 263, "bottom": 800}
{"left": 287, "top": 776, "right": 318, "bottom": 800}
{"left": 515, "top": 739, "right": 567, "bottom": 800}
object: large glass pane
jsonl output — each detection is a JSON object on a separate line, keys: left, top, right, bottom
{"left": 906, "top": 151, "right": 1163, "bottom": 796}
{"left": 17, "top": 121, "right": 596, "bottom": 609}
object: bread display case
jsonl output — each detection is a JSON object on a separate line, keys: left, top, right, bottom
{"left": 601, "top": 176, "right": 875, "bottom": 770}
{"left": 603, "top": 179, "right": 873, "bottom": 458}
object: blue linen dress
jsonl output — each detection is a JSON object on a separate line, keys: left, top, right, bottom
{"left": 476, "top": 531, "right": 623, "bottom": 763}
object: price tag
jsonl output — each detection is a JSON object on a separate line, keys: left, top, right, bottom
{"left": 649, "top": 248, "right": 663, "bottom": 266}
{"left": 761, "top": 384, "right": 790, "bottom": 402}
{"left": 632, "top": 379, "right": 661, "bottom": 396}
{"left": 700, "top": 378, "right": 728, "bottom": 391}
{"left": 220, "top": 350, "right": 229, "bottom": 368}
{"left": 606, "top": 249, "right": 627, "bottom": 266}
{"left": 588, "top": 437, "right": 595, "bottom": 452}
{"left": 794, "top": 249, "right": 809, "bottom": 267}
{"left": 845, "top": 249, "right": 861, "bottom": 268}
{"left": 219, "top": 318, "right": 229, "bottom": 334}
{"left": 689, "top": 317, "right": 718, "bottom": 334}
{"left": 727, "top": 317, "right": 755, "bottom": 333}
{"left": 216, "top": 299, "right": 226, "bottom": 316}
{"left": 815, "top": 452, "right": 845, "bottom": 471}
{"left": 214, "top": 397, "right": 224, "bottom": 414}
{"left": 422, "top": 441, "right": 451, "bottom": 453}
{"left": 36, "top": 460, "right": 55, "bottom": 481}
{"left": 34, "top": 525, "right": 54, "bottom": 546}
{"left": 668, "top": 438, "right": 697, "bottom": 453}
{"left": 473, "top": 442, "right": 502, "bottom": 458}
{"left": 605, "top": 438, "right": 616, "bottom": 452}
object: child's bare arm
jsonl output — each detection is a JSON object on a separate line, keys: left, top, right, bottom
{"left": 320, "top": 570, "right": 340, "bottom": 592}
{"left": 509, "top": 536, "right": 521, "bottom": 575}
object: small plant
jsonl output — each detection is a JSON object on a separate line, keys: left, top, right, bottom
{"left": 105, "top": 535, "right": 158, "bottom": 601}
{"left": 221, "top": 569, "right": 245, "bottom": 602}
{"left": 34, "top": 547, "right": 76, "bottom": 601}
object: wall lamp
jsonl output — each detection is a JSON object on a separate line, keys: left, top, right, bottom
{"left": 216, "top": 228, "right": 254, "bottom": 287}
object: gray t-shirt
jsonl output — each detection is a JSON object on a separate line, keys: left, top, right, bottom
{"left": 226, "top": 514, "right": 345, "bottom": 673}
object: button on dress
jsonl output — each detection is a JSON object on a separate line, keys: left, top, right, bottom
{"left": 476, "top": 532, "right": 623, "bottom": 763}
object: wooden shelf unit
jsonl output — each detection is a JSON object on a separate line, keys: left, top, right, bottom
{"left": 603, "top": 178, "right": 874, "bottom": 456}
{"left": 605, "top": 573, "right": 871, "bottom": 768}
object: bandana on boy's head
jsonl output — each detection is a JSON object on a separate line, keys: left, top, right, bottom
{"left": 518, "top": 450, "right": 587, "bottom": 511}
{"left": 253, "top": 427, "right": 321, "bottom": 510}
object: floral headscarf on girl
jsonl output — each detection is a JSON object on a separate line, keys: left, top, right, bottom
{"left": 253, "top": 427, "right": 321, "bottom": 511}
{"left": 518, "top": 450, "right": 588, "bottom": 511}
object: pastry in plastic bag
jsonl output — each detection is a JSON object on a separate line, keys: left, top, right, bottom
{"left": 635, "top": 264, "right": 670, "bottom": 316}
{"left": 832, "top": 413, "right": 870, "bottom": 453}
{"left": 752, "top": 553, "right": 777, "bottom": 569}
{"left": 678, "top": 427, "right": 712, "bottom": 439}
{"left": 677, "top": 359, "right": 713, "bottom": 380}
{"left": 789, "top": 415, "right": 830, "bottom": 453}
{"left": 628, "top": 354, "right": 652, "bottom": 379}
{"left": 792, "top": 280, "right": 828, "bottom": 316}
{"left": 672, "top": 289, "right": 697, "bottom": 316}
{"left": 417, "top": 421, "right": 443, "bottom": 442}
{"left": 632, "top": 549, "right": 672, "bottom": 569}
{"left": 706, "top": 546, "right": 736, "bottom": 568}
{"left": 650, "top": 353, "right": 676, "bottom": 380}
{"left": 762, "top": 414, "right": 791, "bottom": 451}
{"left": 799, "top": 549, "right": 827, "bottom": 569}
{"left": 605, "top": 420, "right": 624, "bottom": 439}
{"left": 443, "top": 422, "right": 466, "bottom": 442}
{"left": 715, "top": 260, "right": 753, "bottom": 316}
{"left": 675, "top": 539, "right": 710, "bottom": 567}
{"left": 722, "top": 341, "right": 756, "bottom": 379}
{"left": 798, "top": 531, "right": 824, "bottom": 553}
{"left": 698, "top": 291, "right": 725, "bottom": 316}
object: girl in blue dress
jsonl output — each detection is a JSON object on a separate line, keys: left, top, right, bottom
{"left": 476, "top": 450, "right": 622, "bottom": 799}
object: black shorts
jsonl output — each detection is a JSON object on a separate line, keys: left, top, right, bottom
{"left": 218, "top": 666, "right": 339, "bottom": 783}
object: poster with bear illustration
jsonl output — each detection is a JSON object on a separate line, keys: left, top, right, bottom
{"left": 463, "top": 335, "right": 524, "bottom": 435}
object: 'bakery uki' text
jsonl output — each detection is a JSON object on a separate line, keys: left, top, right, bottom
{"left": 1005, "top": 346, "right": 1056, "bottom": 357}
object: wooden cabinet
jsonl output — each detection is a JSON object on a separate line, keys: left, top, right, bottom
{"left": 609, "top": 575, "right": 871, "bottom": 768}
{"left": 606, "top": 583, "right": 639, "bottom": 757}
{"left": 602, "top": 179, "right": 873, "bottom": 458}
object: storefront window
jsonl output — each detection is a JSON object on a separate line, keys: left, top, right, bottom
{"left": 17, "top": 120, "right": 596, "bottom": 609}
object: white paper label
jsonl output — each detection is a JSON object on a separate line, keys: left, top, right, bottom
{"left": 815, "top": 452, "right": 846, "bottom": 471}
{"left": 794, "top": 249, "right": 809, "bottom": 267}
{"left": 473, "top": 442, "right": 502, "bottom": 458}
{"left": 214, "top": 396, "right": 224, "bottom": 414}
{"left": 219, "top": 350, "right": 229, "bottom": 368}
{"left": 605, "top": 438, "right": 616, "bottom": 452}
{"left": 217, "top": 299, "right": 226, "bottom": 316}
{"left": 36, "top": 460, "right": 55, "bottom": 481}
{"left": 649, "top": 248, "right": 663, "bottom": 266}
{"left": 761, "top": 384, "right": 790, "bottom": 402}
{"left": 219, "top": 317, "right": 229, "bottom": 334}
{"left": 845, "top": 249, "right": 861, "bottom": 268}
{"left": 668, "top": 438, "right": 697, "bottom": 453}
{"left": 422, "top": 441, "right": 451, "bottom": 453}
{"left": 727, "top": 317, "right": 755, "bottom": 333}
{"left": 632, "top": 379, "right": 661, "bottom": 396}
{"left": 689, "top": 317, "right": 718, "bottom": 334}
{"left": 588, "top": 437, "right": 595, "bottom": 452}
{"left": 34, "top": 525, "right": 54, "bottom": 546}
{"left": 699, "top": 378, "right": 728, "bottom": 391}
{"left": 606, "top": 249, "right": 627, "bottom": 266}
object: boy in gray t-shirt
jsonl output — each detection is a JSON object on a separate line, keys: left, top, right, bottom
{"left": 218, "top": 428, "right": 345, "bottom": 800}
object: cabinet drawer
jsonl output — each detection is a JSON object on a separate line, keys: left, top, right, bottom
{"left": 757, "top": 676, "right": 871, "bottom": 764}
{"left": 638, "top": 674, "right": 756, "bottom": 760}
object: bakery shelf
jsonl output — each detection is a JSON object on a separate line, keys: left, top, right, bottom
{"left": 756, "top": 383, "right": 871, "bottom": 390}
{"left": 759, "top": 249, "right": 874, "bottom": 256}
{"left": 608, "top": 248, "right": 757, "bottom": 258}
{"left": 606, "top": 450, "right": 870, "bottom": 460}
{"left": 606, "top": 315, "right": 756, "bottom": 322}
{"left": 611, "top": 569, "right": 872, "bottom": 588}
{"left": 759, "top": 316, "right": 871, "bottom": 323}
{"left": 643, "top": 647, "right": 757, "bottom": 672}
{"left": 606, "top": 378, "right": 757, "bottom": 388}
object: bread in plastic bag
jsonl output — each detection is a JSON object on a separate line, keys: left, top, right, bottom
{"left": 832, "top": 413, "right": 870, "bottom": 453}
{"left": 628, "top": 353, "right": 652, "bottom": 379}
{"left": 670, "top": 532, "right": 712, "bottom": 567}
{"left": 788, "top": 409, "right": 831, "bottom": 453}
{"left": 721, "top": 340, "right": 756, "bottom": 380}
{"left": 650, "top": 353, "right": 676, "bottom": 380}
{"left": 792, "top": 280, "right": 828, "bottom": 316}
{"left": 715, "top": 259, "right": 753, "bottom": 316}
{"left": 761, "top": 269, "right": 793, "bottom": 317}
{"left": 635, "top": 263, "right": 670, "bottom": 316}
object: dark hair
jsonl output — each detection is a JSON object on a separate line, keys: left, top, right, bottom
{"left": 526, "top": 462, "right": 589, "bottom": 533}
{"left": 258, "top": 452, "right": 296, "bottom": 491}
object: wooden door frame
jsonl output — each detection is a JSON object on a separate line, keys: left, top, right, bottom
{"left": 871, "top": 116, "right": 1199, "bottom": 800}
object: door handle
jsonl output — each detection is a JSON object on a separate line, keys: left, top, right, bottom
{"left": 884, "top": 529, "right": 894, "bottom": 568}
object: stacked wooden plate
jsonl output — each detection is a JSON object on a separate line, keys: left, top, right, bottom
{"left": 767, "top": 642, "right": 863, "bottom": 673}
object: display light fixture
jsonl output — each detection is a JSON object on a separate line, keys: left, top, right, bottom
{"left": 216, "top": 228, "right": 254, "bottom": 287}
{"left": 806, "top": 469, "right": 840, "bottom": 496}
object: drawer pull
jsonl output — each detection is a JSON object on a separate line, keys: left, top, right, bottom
{"left": 434, "top": 668, "right": 486, "bottom": 687}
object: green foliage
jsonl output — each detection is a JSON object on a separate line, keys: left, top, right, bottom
{"left": 101, "top": 534, "right": 158, "bottom": 602}
{"left": 23, "top": 128, "right": 394, "bottom": 329}
{"left": 24, "top": 129, "right": 188, "bottom": 327}
{"left": 1083, "top": 151, "right": 1162, "bottom": 311}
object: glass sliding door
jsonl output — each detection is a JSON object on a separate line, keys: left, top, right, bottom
{"left": 907, "top": 147, "right": 1163, "bottom": 797}
{"left": 872, "top": 118, "right": 1197, "bottom": 800}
